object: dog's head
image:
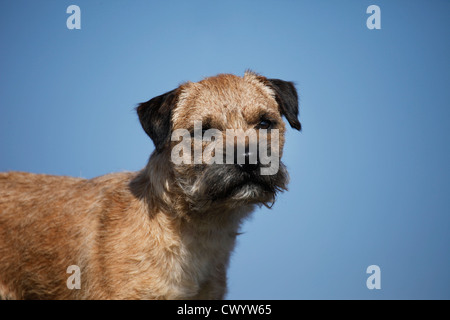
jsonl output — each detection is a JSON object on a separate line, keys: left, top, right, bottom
{"left": 137, "top": 71, "right": 300, "bottom": 211}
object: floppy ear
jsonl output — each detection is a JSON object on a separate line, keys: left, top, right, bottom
{"left": 266, "top": 79, "right": 301, "bottom": 131}
{"left": 136, "top": 89, "right": 178, "bottom": 152}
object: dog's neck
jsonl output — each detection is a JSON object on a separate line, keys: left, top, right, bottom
{"left": 130, "top": 151, "right": 255, "bottom": 229}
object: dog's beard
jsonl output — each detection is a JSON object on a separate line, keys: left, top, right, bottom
{"left": 175, "top": 162, "right": 289, "bottom": 211}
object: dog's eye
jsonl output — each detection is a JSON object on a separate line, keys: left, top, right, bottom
{"left": 257, "top": 120, "right": 272, "bottom": 130}
{"left": 190, "top": 127, "right": 210, "bottom": 138}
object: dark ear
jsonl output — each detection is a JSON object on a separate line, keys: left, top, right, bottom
{"left": 266, "top": 79, "right": 301, "bottom": 131}
{"left": 136, "top": 89, "right": 178, "bottom": 152}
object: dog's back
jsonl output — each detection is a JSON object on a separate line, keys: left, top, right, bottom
{"left": 0, "top": 172, "right": 90, "bottom": 299}
{"left": 0, "top": 172, "right": 139, "bottom": 299}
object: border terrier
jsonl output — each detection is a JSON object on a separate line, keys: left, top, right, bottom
{"left": 0, "top": 71, "right": 301, "bottom": 299}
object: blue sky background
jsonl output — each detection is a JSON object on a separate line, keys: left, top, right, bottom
{"left": 1, "top": 0, "right": 449, "bottom": 299}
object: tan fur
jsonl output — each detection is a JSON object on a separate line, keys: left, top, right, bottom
{"left": 0, "top": 72, "right": 299, "bottom": 299}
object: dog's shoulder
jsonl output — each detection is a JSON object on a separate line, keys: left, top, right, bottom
{"left": 0, "top": 171, "right": 84, "bottom": 199}
{"left": 0, "top": 171, "right": 84, "bottom": 186}
{"left": 0, "top": 171, "right": 135, "bottom": 188}
{"left": 0, "top": 171, "right": 138, "bottom": 211}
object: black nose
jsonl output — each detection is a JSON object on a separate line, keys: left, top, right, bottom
{"left": 235, "top": 145, "right": 259, "bottom": 172}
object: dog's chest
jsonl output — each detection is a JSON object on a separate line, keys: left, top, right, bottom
{"left": 163, "top": 228, "right": 236, "bottom": 298}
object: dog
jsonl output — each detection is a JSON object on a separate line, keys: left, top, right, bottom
{"left": 0, "top": 71, "right": 301, "bottom": 299}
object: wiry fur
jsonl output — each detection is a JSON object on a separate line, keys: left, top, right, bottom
{"left": 0, "top": 71, "right": 300, "bottom": 299}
